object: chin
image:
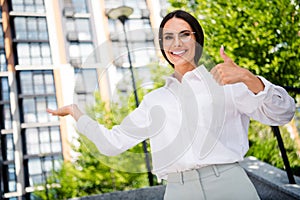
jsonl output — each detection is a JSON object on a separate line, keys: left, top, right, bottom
{"left": 172, "top": 59, "right": 193, "bottom": 67}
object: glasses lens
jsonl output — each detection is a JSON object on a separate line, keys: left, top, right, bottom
{"left": 163, "top": 34, "right": 174, "bottom": 46}
{"left": 179, "top": 31, "right": 192, "bottom": 42}
{"left": 162, "top": 31, "right": 193, "bottom": 46}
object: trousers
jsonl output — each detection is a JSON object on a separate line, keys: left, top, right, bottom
{"left": 164, "top": 163, "right": 260, "bottom": 200}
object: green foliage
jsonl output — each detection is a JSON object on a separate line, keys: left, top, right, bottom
{"left": 33, "top": 132, "right": 150, "bottom": 199}
{"left": 169, "top": 0, "right": 300, "bottom": 94}
{"left": 33, "top": 98, "right": 149, "bottom": 199}
{"left": 34, "top": 63, "right": 171, "bottom": 199}
{"left": 247, "top": 121, "right": 300, "bottom": 176}
{"left": 169, "top": 0, "right": 300, "bottom": 175}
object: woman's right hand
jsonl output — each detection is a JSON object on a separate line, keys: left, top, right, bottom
{"left": 47, "top": 104, "right": 83, "bottom": 121}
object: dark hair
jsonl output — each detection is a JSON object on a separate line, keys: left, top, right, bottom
{"left": 159, "top": 10, "right": 204, "bottom": 67}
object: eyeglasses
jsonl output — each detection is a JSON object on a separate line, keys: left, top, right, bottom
{"left": 161, "top": 30, "right": 196, "bottom": 46}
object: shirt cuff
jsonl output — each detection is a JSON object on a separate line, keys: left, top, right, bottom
{"left": 246, "top": 76, "right": 272, "bottom": 97}
{"left": 76, "top": 115, "right": 93, "bottom": 135}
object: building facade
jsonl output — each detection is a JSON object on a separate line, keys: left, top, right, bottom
{"left": 0, "top": 0, "right": 168, "bottom": 199}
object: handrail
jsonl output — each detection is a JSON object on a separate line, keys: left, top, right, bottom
{"left": 271, "top": 126, "right": 296, "bottom": 184}
{"left": 271, "top": 86, "right": 299, "bottom": 184}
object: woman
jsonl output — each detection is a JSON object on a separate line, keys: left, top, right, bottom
{"left": 47, "top": 10, "right": 295, "bottom": 199}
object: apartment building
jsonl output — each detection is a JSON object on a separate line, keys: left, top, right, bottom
{"left": 0, "top": 0, "right": 168, "bottom": 199}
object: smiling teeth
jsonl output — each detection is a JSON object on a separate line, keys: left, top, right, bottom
{"left": 172, "top": 50, "right": 186, "bottom": 55}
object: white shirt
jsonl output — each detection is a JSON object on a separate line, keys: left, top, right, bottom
{"left": 77, "top": 65, "right": 295, "bottom": 180}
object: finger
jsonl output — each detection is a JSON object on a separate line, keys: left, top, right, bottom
{"left": 46, "top": 108, "right": 55, "bottom": 114}
{"left": 210, "top": 68, "right": 221, "bottom": 84}
{"left": 220, "top": 45, "right": 233, "bottom": 63}
{"left": 210, "top": 63, "right": 221, "bottom": 73}
{"left": 47, "top": 109, "right": 59, "bottom": 116}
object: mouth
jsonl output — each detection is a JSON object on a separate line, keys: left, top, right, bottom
{"left": 170, "top": 50, "right": 187, "bottom": 56}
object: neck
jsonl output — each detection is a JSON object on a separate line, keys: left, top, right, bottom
{"left": 174, "top": 63, "right": 196, "bottom": 82}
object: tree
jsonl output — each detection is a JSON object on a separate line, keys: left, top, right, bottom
{"left": 169, "top": 0, "right": 300, "bottom": 93}
{"left": 33, "top": 95, "right": 149, "bottom": 199}
{"left": 169, "top": 0, "right": 300, "bottom": 175}
{"left": 247, "top": 121, "right": 300, "bottom": 176}
{"left": 33, "top": 63, "right": 172, "bottom": 199}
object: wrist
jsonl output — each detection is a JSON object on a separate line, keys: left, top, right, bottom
{"left": 70, "top": 104, "right": 83, "bottom": 121}
{"left": 242, "top": 70, "right": 264, "bottom": 94}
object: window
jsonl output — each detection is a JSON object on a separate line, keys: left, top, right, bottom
{"left": 112, "top": 40, "right": 155, "bottom": 68}
{"left": 14, "top": 17, "right": 48, "bottom": 41}
{"left": 11, "top": 0, "right": 45, "bottom": 13}
{"left": 2, "top": 134, "right": 17, "bottom": 193}
{"left": 69, "top": 42, "right": 95, "bottom": 64}
{"left": 64, "top": 0, "right": 98, "bottom": 110}
{"left": 18, "top": 70, "right": 62, "bottom": 188}
{"left": 22, "top": 126, "right": 62, "bottom": 187}
{"left": 71, "top": 0, "right": 88, "bottom": 13}
{"left": 66, "top": 18, "right": 92, "bottom": 41}
{"left": 0, "top": 25, "right": 4, "bottom": 47}
{"left": 105, "top": 0, "right": 156, "bottom": 98}
{"left": 3, "top": 164, "right": 17, "bottom": 192}
{"left": 76, "top": 18, "right": 92, "bottom": 41}
{"left": 13, "top": 16, "right": 51, "bottom": 66}
{"left": 74, "top": 68, "right": 98, "bottom": 108}
{"left": 0, "top": 77, "right": 12, "bottom": 129}
{"left": 105, "top": 0, "right": 155, "bottom": 69}
{"left": 0, "top": 49, "right": 7, "bottom": 71}
{"left": 19, "top": 70, "right": 58, "bottom": 123}
{"left": 105, "top": 0, "right": 148, "bottom": 19}
{"left": 16, "top": 43, "right": 51, "bottom": 65}
{"left": 4, "top": 134, "right": 15, "bottom": 161}
{"left": 26, "top": 155, "right": 62, "bottom": 187}
{"left": 0, "top": 17, "right": 7, "bottom": 71}
{"left": 24, "top": 126, "right": 62, "bottom": 156}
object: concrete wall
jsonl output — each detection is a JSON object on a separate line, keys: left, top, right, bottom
{"left": 240, "top": 157, "right": 300, "bottom": 200}
{"left": 71, "top": 157, "right": 300, "bottom": 200}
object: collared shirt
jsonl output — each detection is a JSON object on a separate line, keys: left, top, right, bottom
{"left": 77, "top": 65, "right": 295, "bottom": 180}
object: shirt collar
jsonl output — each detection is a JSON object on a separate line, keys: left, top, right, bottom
{"left": 164, "top": 65, "right": 207, "bottom": 88}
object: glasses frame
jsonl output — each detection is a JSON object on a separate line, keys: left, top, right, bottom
{"left": 160, "top": 30, "right": 196, "bottom": 47}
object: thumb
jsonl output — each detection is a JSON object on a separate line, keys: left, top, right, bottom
{"left": 220, "top": 45, "right": 232, "bottom": 63}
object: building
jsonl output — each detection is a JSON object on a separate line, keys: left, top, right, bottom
{"left": 0, "top": 0, "right": 168, "bottom": 199}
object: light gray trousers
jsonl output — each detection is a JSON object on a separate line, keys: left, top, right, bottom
{"left": 164, "top": 163, "right": 260, "bottom": 200}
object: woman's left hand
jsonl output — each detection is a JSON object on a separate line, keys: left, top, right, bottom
{"left": 210, "top": 46, "right": 265, "bottom": 94}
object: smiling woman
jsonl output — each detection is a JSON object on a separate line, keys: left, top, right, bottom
{"left": 158, "top": 10, "right": 204, "bottom": 72}
{"left": 160, "top": 18, "right": 197, "bottom": 78}
{"left": 47, "top": 10, "right": 295, "bottom": 200}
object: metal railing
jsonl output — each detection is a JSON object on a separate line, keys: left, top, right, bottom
{"left": 272, "top": 126, "right": 296, "bottom": 184}
{"left": 273, "top": 86, "right": 299, "bottom": 184}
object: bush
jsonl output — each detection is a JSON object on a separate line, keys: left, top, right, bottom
{"left": 247, "top": 120, "right": 300, "bottom": 176}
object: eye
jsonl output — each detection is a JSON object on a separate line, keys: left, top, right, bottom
{"left": 179, "top": 31, "right": 191, "bottom": 39}
{"left": 163, "top": 35, "right": 174, "bottom": 41}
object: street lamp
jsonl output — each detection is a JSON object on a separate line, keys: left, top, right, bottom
{"left": 0, "top": 58, "right": 2, "bottom": 198}
{"left": 107, "top": 6, "right": 154, "bottom": 186}
{"left": 0, "top": 139, "right": 2, "bottom": 198}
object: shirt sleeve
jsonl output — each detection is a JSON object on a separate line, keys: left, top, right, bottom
{"left": 231, "top": 76, "right": 296, "bottom": 126}
{"left": 76, "top": 99, "right": 150, "bottom": 156}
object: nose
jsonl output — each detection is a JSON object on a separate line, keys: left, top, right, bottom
{"left": 173, "top": 35, "right": 182, "bottom": 47}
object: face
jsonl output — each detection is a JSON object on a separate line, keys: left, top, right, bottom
{"left": 162, "top": 18, "right": 196, "bottom": 71}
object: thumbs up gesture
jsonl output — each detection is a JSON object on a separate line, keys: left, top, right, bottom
{"left": 210, "top": 46, "right": 265, "bottom": 94}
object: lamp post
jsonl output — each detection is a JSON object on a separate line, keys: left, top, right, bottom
{"left": 0, "top": 57, "right": 2, "bottom": 198}
{"left": 0, "top": 139, "right": 2, "bottom": 198}
{"left": 107, "top": 6, "right": 154, "bottom": 186}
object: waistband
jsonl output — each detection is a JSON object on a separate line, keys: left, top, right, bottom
{"left": 167, "top": 163, "right": 239, "bottom": 184}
